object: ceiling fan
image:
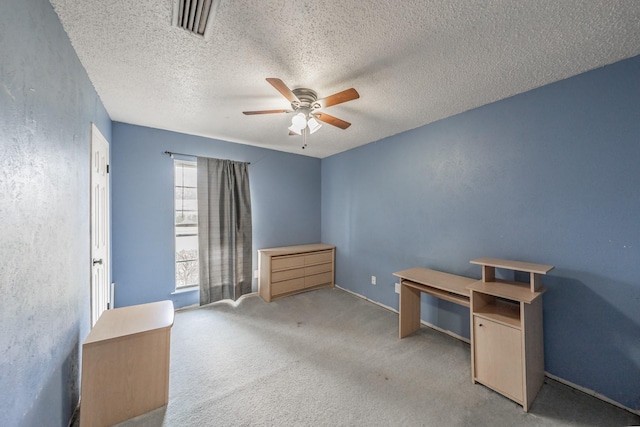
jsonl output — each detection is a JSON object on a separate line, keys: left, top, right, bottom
{"left": 243, "top": 78, "right": 360, "bottom": 135}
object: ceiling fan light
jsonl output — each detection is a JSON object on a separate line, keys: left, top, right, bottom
{"left": 307, "top": 117, "right": 322, "bottom": 134}
{"left": 288, "top": 125, "right": 302, "bottom": 135}
{"left": 291, "top": 112, "right": 307, "bottom": 129}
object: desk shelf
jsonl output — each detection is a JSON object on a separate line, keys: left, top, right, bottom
{"left": 467, "top": 279, "right": 544, "bottom": 304}
{"left": 470, "top": 257, "right": 553, "bottom": 292}
{"left": 472, "top": 297, "right": 521, "bottom": 329}
{"left": 402, "top": 279, "right": 470, "bottom": 308}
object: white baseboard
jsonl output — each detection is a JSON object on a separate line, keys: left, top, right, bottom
{"left": 544, "top": 372, "right": 639, "bottom": 416}
{"left": 335, "top": 284, "right": 639, "bottom": 416}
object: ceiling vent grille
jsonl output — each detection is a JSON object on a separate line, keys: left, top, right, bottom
{"left": 172, "top": 0, "right": 221, "bottom": 38}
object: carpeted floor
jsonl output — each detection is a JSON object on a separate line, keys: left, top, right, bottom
{"left": 91, "top": 287, "right": 638, "bottom": 426}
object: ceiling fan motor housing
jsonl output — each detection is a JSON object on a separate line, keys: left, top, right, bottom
{"left": 291, "top": 88, "right": 320, "bottom": 111}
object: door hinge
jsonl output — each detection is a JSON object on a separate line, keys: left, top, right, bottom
{"left": 106, "top": 164, "right": 110, "bottom": 174}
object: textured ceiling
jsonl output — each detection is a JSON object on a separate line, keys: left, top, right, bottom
{"left": 49, "top": 0, "right": 640, "bottom": 158}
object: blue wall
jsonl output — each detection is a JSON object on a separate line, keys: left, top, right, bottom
{"left": 322, "top": 55, "right": 640, "bottom": 410}
{"left": 111, "top": 123, "right": 321, "bottom": 309}
{"left": 0, "top": 0, "right": 112, "bottom": 425}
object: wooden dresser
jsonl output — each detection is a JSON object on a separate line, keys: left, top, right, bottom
{"left": 258, "top": 243, "right": 335, "bottom": 302}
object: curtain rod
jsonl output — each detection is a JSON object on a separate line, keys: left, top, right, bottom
{"left": 163, "top": 151, "right": 250, "bottom": 164}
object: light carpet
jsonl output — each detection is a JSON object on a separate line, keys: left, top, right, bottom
{"left": 109, "top": 288, "right": 638, "bottom": 426}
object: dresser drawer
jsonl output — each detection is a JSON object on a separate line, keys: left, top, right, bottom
{"left": 305, "top": 262, "right": 332, "bottom": 276}
{"left": 272, "top": 267, "right": 305, "bottom": 282}
{"left": 305, "top": 250, "right": 333, "bottom": 266}
{"left": 305, "top": 271, "right": 333, "bottom": 288}
{"left": 272, "top": 277, "right": 305, "bottom": 296}
{"left": 272, "top": 254, "right": 305, "bottom": 270}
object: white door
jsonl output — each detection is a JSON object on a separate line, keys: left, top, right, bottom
{"left": 90, "top": 123, "right": 110, "bottom": 327}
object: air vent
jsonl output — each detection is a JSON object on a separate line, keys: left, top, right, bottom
{"left": 172, "top": 0, "right": 221, "bottom": 38}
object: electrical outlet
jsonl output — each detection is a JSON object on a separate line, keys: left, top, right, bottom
{"left": 395, "top": 283, "right": 400, "bottom": 294}
{"left": 254, "top": 270, "right": 258, "bottom": 279}
{"left": 371, "top": 276, "right": 377, "bottom": 285}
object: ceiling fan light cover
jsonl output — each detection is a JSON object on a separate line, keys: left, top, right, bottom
{"left": 307, "top": 117, "right": 322, "bottom": 134}
{"left": 288, "top": 125, "right": 302, "bottom": 135}
{"left": 291, "top": 113, "right": 307, "bottom": 129}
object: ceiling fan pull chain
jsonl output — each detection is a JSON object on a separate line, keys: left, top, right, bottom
{"left": 302, "top": 127, "right": 307, "bottom": 150}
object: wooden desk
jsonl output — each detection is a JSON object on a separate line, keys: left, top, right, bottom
{"left": 395, "top": 260, "right": 552, "bottom": 412}
{"left": 393, "top": 267, "right": 476, "bottom": 338}
{"left": 80, "top": 300, "right": 174, "bottom": 427}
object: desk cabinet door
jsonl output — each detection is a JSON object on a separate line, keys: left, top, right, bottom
{"left": 473, "top": 316, "right": 523, "bottom": 402}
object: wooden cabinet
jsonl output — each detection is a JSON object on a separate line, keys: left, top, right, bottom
{"left": 468, "top": 258, "right": 553, "bottom": 412}
{"left": 258, "top": 243, "right": 335, "bottom": 302}
{"left": 473, "top": 307, "right": 523, "bottom": 401}
{"left": 80, "top": 301, "right": 174, "bottom": 427}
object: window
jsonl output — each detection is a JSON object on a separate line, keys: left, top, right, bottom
{"left": 174, "top": 160, "right": 198, "bottom": 289}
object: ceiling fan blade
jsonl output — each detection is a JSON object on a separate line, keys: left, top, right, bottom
{"left": 266, "top": 78, "right": 300, "bottom": 104}
{"left": 242, "top": 109, "right": 292, "bottom": 115}
{"left": 314, "top": 112, "right": 351, "bottom": 129}
{"left": 317, "top": 88, "right": 359, "bottom": 109}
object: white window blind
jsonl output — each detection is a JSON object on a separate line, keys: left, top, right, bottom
{"left": 174, "top": 160, "right": 198, "bottom": 289}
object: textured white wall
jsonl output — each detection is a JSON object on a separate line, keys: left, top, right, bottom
{"left": 0, "top": 0, "right": 111, "bottom": 425}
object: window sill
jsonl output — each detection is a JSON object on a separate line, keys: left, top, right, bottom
{"left": 171, "top": 286, "right": 199, "bottom": 295}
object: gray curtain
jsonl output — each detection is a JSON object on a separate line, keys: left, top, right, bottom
{"left": 197, "top": 158, "right": 252, "bottom": 305}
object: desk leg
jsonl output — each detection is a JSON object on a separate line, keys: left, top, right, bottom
{"left": 399, "top": 283, "right": 421, "bottom": 338}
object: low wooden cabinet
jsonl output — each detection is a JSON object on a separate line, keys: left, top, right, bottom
{"left": 473, "top": 304, "right": 524, "bottom": 402}
{"left": 258, "top": 243, "right": 335, "bottom": 302}
{"left": 468, "top": 258, "right": 553, "bottom": 412}
{"left": 80, "top": 300, "right": 174, "bottom": 426}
